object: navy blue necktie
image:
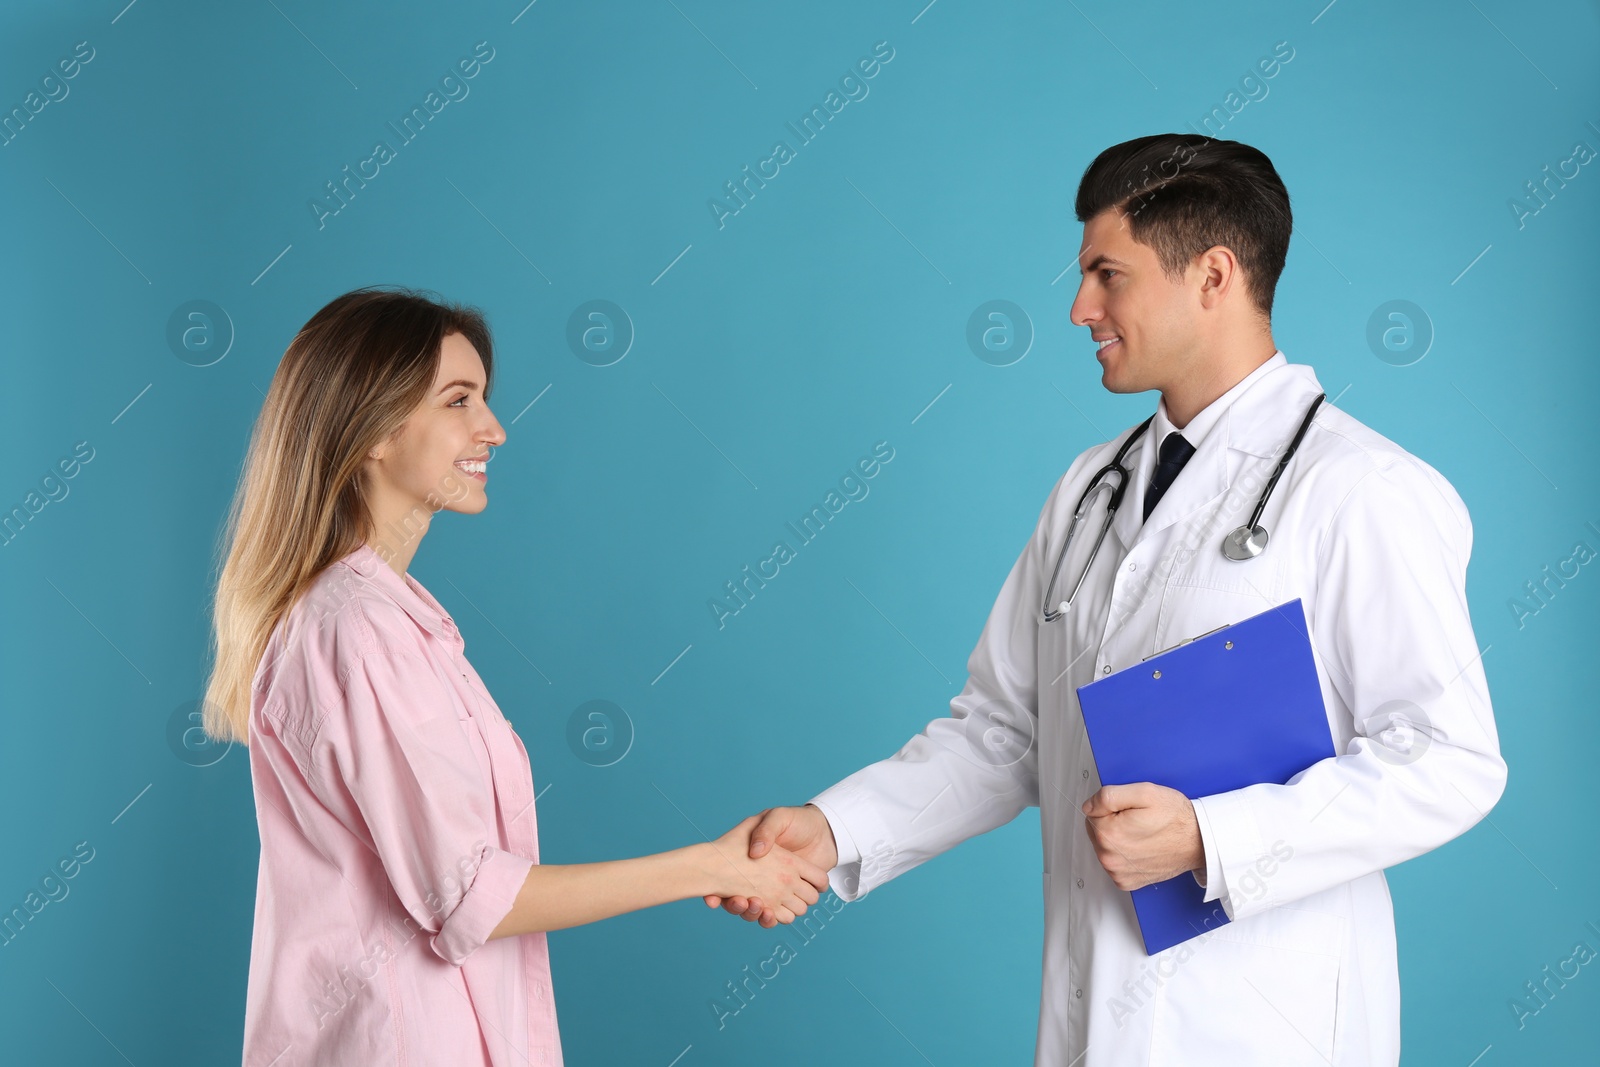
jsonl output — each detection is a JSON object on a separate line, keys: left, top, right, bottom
{"left": 1143, "top": 432, "right": 1195, "bottom": 522}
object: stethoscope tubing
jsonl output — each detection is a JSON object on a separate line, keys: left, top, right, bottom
{"left": 1039, "top": 392, "right": 1325, "bottom": 624}
{"left": 1241, "top": 392, "right": 1325, "bottom": 534}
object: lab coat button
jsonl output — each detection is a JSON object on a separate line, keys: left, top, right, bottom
{"left": 1102, "top": 664, "right": 1111, "bottom": 674}
{"left": 1075, "top": 988, "right": 1082, "bottom": 998}
{"left": 1081, "top": 769, "right": 1088, "bottom": 778}
{"left": 1076, "top": 878, "right": 1084, "bottom": 888}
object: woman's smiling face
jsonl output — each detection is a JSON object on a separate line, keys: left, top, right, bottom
{"left": 365, "top": 332, "right": 506, "bottom": 552}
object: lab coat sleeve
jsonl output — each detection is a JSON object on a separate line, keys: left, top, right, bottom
{"left": 1191, "top": 798, "right": 1225, "bottom": 903}
{"left": 807, "top": 466, "right": 1077, "bottom": 903}
{"left": 1191, "top": 458, "right": 1508, "bottom": 922}
{"left": 808, "top": 797, "right": 861, "bottom": 868}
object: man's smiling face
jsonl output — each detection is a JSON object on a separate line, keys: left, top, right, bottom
{"left": 1069, "top": 207, "right": 1205, "bottom": 398}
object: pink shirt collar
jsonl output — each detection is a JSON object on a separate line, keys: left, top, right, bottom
{"left": 335, "top": 542, "right": 461, "bottom": 646}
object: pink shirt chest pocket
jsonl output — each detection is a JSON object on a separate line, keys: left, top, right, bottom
{"left": 438, "top": 650, "right": 539, "bottom": 858}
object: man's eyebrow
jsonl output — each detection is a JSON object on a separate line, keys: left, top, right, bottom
{"left": 1079, "top": 254, "right": 1130, "bottom": 275}
{"left": 435, "top": 378, "right": 480, "bottom": 395}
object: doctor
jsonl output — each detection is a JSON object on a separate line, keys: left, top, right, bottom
{"left": 704, "top": 133, "right": 1507, "bottom": 1066}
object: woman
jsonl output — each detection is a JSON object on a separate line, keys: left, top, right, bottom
{"left": 202, "top": 287, "right": 825, "bottom": 1066}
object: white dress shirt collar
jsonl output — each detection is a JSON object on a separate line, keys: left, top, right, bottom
{"left": 1151, "top": 349, "right": 1288, "bottom": 455}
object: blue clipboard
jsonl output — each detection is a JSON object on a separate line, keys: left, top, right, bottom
{"left": 1075, "top": 598, "right": 1335, "bottom": 955}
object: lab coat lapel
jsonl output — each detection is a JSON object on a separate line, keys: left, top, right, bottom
{"left": 1110, "top": 429, "right": 1151, "bottom": 555}
{"left": 1109, "top": 363, "right": 1325, "bottom": 554}
{"left": 1137, "top": 426, "right": 1229, "bottom": 543}
{"left": 1106, "top": 416, "right": 1231, "bottom": 555}
{"left": 1222, "top": 362, "right": 1328, "bottom": 468}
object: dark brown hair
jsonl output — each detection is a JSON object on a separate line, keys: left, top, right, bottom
{"left": 1075, "top": 134, "right": 1292, "bottom": 319}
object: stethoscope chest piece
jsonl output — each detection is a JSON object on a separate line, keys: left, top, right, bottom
{"left": 1222, "top": 523, "right": 1268, "bottom": 561}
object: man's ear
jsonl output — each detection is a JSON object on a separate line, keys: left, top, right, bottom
{"left": 1195, "top": 245, "right": 1240, "bottom": 310}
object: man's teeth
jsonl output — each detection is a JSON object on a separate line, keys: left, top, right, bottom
{"left": 1099, "top": 337, "right": 1120, "bottom": 349}
{"left": 455, "top": 460, "right": 486, "bottom": 473}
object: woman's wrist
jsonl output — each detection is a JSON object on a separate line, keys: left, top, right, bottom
{"left": 683, "top": 840, "right": 727, "bottom": 898}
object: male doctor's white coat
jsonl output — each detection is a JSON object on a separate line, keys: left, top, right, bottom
{"left": 809, "top": 352, "right": 1507, "bottom": 1066}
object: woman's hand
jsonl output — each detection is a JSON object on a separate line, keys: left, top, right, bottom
{"left": 697, "top": 815, "right": 828, "bottom": 927}
{"left": 705, "top": 804, "right": 840, "bottom": 926}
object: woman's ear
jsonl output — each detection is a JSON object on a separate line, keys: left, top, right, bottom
{"left": 367, "top": 424, "right": 402, "bottom": 461}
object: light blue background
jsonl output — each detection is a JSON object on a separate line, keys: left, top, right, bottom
{"left": 1, "top": 0, "right": 1596, "bottom": 1063}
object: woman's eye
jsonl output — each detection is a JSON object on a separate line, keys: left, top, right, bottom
{"left": 449, "top": 394, "right": 468, "bottom": 407}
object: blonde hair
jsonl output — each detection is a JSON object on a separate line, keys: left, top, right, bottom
{"left": 202, "top": 286, "right": 496, "bottom": 744}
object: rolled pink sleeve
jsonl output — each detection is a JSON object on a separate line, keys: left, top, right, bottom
{"left": 431, "top": 847, "right": 533, "bottom": 965}
{"left": 308, "top": 649, "right": 534, "bottom": 966}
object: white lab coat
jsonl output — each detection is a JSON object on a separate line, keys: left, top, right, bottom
{"left": 809, "top": 352, "right": 1507, "bottom": 1066}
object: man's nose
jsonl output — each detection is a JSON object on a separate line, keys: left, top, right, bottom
{"left": 1070, "top": 287, "right": 1099, "bottom": 328}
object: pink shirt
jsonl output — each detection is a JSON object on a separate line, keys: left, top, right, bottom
{"left": 242, "top": 542, "right": 563, "bottom": 1066}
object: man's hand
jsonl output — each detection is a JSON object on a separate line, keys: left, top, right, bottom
{"left": 697, "top": 816, "right": 828, "bottom": 925}
{"left": 1082, "top": 782, "right": 1205, "bottom": 891}
{"left": 704, "top": 804, "right": 839, "bottom": 928}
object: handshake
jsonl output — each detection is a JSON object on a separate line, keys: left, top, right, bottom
{"left": 700, "top": 804, "right": 840, "bottom": 928}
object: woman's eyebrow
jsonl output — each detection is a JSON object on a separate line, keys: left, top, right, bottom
{"left": 435, "top": 379, "right": 480, "bottom": 395}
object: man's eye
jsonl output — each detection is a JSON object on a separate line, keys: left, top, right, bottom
{"left": 1102, "top": 269, "right": 1118, "bottom": 280}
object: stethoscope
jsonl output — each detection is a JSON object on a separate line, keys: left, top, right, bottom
{"left": 1038, "top": 391, "right": 1325, "bottom": 623}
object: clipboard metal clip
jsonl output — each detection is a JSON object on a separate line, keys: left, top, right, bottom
{"left": 1141, "top": 622, "right": 1230, "bottom": 662}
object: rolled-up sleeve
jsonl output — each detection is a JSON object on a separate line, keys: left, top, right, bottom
{"left": 307, "top": 649, "right": 534, "bottom": 966}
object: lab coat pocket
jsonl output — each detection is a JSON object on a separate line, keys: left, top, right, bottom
{"left": 1152, "top": 577, "right": 1281, "bottom": 658}
{"left": 1147, "top": 906, "right": 1342, "bottom": 1065}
